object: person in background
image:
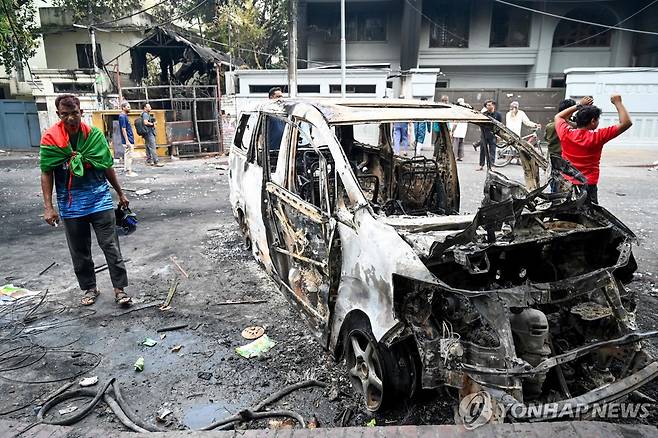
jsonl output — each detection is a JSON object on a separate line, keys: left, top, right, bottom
{"left": 440, "top": 95, "right": 450, "bottom": 105}
{"left": 267, "top": 87, "right": 285, "bottom": 152}
{"left": 451, "top": 120, "right": 468, "bottom": 161}
{"left": 506, "top": 101, "right": 540, "bottom": 137}
{"left": 545, "top": 98, "right": 576, "bottom": 192}
{"left": 118, "top": 102, "right": 137, "bottom": 177}
{"left": 40, "top": 94, "right": 132, "bottom": 307}
{"left": 478, "top": 99, "right": 503, "bottom": 171}
{"left": 142, "top": 103, "right": 162, "bottom": 167}
{"left": 554, "top": 95, "right": 632, "bottom": 204}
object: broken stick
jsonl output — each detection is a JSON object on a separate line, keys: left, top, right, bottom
{"left": 215, "top": 299, "right": 267, "bottom": 306}
{"left": 38, "top": 261, "right": 57, "bottom": 276}
{"left": 161, "top": 279, "right": 179, "bottom": 310}
{"left": 170, "top": 256, "right": 189, "bottom": 279}
{"left": 157, "top": 323, "right": 188, "bottom": 333}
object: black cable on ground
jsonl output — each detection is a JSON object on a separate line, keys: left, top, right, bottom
{"left": 37, "top": 378, "right": 114, "bottom": 426}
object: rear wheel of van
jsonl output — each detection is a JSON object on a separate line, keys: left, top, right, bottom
{"left": 343, "top": 321, "right": 417, "bottom": 412}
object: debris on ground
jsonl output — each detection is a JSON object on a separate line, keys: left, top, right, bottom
{"left": 170, "top": 256, "right": 189, "bottom": 278}
{"left": 157, "top": 323, "right": 188, "bottom": 333}
{"left": 241, "top": 325, "right": 265, "bottom": 340}
{"left": 142, "top": 337, "right": 158, "bottom": 347}
{"left": 171, "top": 345, "right": 183, "bottom": 353}
{"left": 136, "top": 189, "right": 152, "bottom": 195}
{"left": 79, "top": 376, "right": 99, "bottom": 387}
{"left": 236, "top": 334, "right": 276, "bottom": 358}
{"left": 268, "top": 418, "right": 296, "bottom": 429}
{"left": 366, "top": 419, "right": 376, "bottom": 427}
{"left": 0, "top": 284, "right": 40, "bottom": 304}
{"left": 38, "top": 261, "right": 57, "bottom": 276}
{"left": 160, "top": 279, "right": 179, "bottom": 310}
{"left": 58, "top": 405, "right": 78, "bottom": 415}
{"left": 134, "top": 357, "right": 145, "bottom": 372}
{"left": 197, "top": 372, "right": 212, "bottom": 380}
{"left": 156, "top": 408, "right": 173, "bottom": 422}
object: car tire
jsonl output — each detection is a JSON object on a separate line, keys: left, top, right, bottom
{"left": 343, "top": 319, "right": 417, "bottom": 412}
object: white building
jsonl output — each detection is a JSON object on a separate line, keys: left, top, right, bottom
{"left": 301, "top": 0, "right": 657, "bottom": 92}
{"left": 565, "top": 68, "right": 658, "bottom": 151}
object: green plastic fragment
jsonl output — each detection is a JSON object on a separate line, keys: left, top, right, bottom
{"left": 134, "top": 357, "right": 144, "bottom": 372}
{"left": 235, "top": 334, "right": 276, "bottom": 358}
{"left": 366, "top": 419, "right": 376, "bottom": 427}
{"left": 142, "top": 337, "right": 158, "bottom": 347}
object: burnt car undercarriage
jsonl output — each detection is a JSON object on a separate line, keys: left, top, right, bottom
{"left": 329, "top": 119, "right": 658, "bottom": 420}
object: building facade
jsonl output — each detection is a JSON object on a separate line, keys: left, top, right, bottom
{"left": 301, "top": 0, "right": 658, "bottom": 92}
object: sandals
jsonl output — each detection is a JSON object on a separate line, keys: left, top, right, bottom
{"left": 114, "top": 290, "right": 133, "bottom": 307}
{"left": 81, "top": 288, "right": 100, "bottom": 306}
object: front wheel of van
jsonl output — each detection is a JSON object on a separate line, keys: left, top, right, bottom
{"left": 344, "top": 325, "right": 416, "bottom": 412}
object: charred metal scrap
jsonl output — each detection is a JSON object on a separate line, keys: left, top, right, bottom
{"left": 229, "top": 99, "right": 658, "bottom": 420}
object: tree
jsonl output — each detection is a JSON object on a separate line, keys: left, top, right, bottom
{"left": 52, "top": 0, "right": 142, "bottom": 24}
{"left": 0, "top": 0, "right": 39, "bottom": 74}
{"left": 207, "top": 0, "right": 288, "bottom": 69}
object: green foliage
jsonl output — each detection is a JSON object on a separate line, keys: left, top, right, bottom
{"left": 207, "top": 0, "right": 288, "bottom": 69}
{"left": 0, "top": 0, "right": 39, "bottom": 74}
{"left": 52, "top": 0, "right": 143, "bottom": 24}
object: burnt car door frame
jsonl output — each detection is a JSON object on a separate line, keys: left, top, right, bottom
{"left": 260, "top": 113, "right": 337, "bottom": 339}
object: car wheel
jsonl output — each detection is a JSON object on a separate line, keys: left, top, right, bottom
{"left": 344, "top": 324, "right": 417, "bottom": 412}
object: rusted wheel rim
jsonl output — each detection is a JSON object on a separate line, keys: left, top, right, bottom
{"left": 347, "top": 331, "right": 384, "bottom": 411}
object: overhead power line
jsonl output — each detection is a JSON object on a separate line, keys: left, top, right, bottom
{"left": 95, "top": 0, "right": 170, "bottom": 27}
{"left": 153, "top": 0, "right": 208, "bottom": 28}
{"left": 494, "top": 0, "right": 658, "bottom": 36}
{"left": 557, "top": 0, "right": 658, "bottom": 48}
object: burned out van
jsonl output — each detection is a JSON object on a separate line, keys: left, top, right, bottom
{"left": 228, "top": 99, "right": 657, "bottom": 422}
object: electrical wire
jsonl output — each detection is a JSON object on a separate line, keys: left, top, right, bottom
{"left": 403, "top": 0, "right": 469, "bottom": 43}
{"left": 153, "top": 0, "right": 209, "bottom": 28}
{"left": 494, "top": 0, "right": 658, "bottom": 36}
{"left": 94, "top": 0, "right": 171, "bottom": 27}
{"left": 556, "top": 0, "right": 658, "bottom": 48}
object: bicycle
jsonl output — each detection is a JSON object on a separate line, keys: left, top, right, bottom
{"left": 492, "top": 127, "right": 546, "bottom": 167}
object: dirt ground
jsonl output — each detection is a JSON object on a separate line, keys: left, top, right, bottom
{"left": 1, "top": 147, "right": 657, "bottom": 432}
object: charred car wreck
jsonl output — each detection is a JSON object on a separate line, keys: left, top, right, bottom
{"left": 228, "top": 99, "right": 657, "bottom": 422}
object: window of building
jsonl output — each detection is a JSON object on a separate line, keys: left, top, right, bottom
{"left": 298, "top": 85, "right": 321, "bottom": 94}
{"left": 0, "top": 87, "right": 5, "bottom": 99}
{"left": 308, "top": 3, "right": 387, "bottom": 42}
{"left": 435, "top": 80, "right": 449, "bottom": 89}
{"left": 490, "top": 4, "right": 531, "bottom": 47}
{"left": 76, "top": 44, "right": 103, "bottom": 69}
{"left": 550, "top": 77, "right": 566, "bottom": 88}
{"left": 329, "top": 84, "right": 377, "bottom": 94}
{"left": 53, "top": 82, "right": 94, "bottom": 93}
{"left": 552, "top": 7, "right": 615, "bottom": 47}
{"left": 426, "top": 0, "right": 470, "bottom": 48}
{"left": 248, "top": 84, "right": 288, "bottom": 94}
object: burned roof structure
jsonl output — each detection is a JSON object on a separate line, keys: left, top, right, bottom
{"left": 130, "top": 27, "right": 234, "bottom": 84}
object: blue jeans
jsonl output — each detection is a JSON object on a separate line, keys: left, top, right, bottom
{"left": 393, "top": 123, "right": 409, "bottom": 155}
{"left": 144, "top": 131, "right": 158, "bottom": 164}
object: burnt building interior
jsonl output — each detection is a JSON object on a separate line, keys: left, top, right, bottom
{"left": 124, "top": 27, "right": 233, "bottom": 156}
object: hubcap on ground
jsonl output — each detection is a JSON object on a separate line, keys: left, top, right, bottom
{"left": 347, "top": 332, "right": 384, "bottom": 411}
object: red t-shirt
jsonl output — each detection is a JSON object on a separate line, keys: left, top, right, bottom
{"left": 556, "top": 118, "right": 620, "bottom": 185}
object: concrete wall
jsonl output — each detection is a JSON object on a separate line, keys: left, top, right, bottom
{"left": 42, "top": 30, "right": 144, "bottom": 73}
{"left": 565, "top": 68, "right": 658, "bottom": 150}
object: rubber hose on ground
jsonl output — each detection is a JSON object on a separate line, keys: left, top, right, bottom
{"left": 37, "top": 378, "right": 114, "bottom": 426}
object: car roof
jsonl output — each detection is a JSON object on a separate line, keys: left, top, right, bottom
{"left": 259, "top": 98, "right": 493, "bottom": 125}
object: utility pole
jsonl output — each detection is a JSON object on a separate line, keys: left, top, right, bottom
{"left": 340, "top": 0, "right": 346, "bottom": 97}
{"left": 288, "top": 0, "right": 298, "bottom": 98}
{"left": 89, "top": 26, "right": 102, "bottom": 109}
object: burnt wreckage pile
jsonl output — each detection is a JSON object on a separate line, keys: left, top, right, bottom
{"left": 229, "top": 100, "right": 657, "bottom": 422}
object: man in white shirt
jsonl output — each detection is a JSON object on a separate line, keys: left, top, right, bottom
{"left": 506, "top": 101, "right": 540, "bottom": 137}
{"left": 451, "top": 121, "right": 468, "bottom": 161}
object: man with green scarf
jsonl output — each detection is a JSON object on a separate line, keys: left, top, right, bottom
{"left": 40, "top": 94, "right": 132, "bottom": 306}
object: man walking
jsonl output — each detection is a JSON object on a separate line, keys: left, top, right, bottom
{"left": 142, "top": 103, "right": 162, "bottom": 166}
{"left": 554, "top": 95, "right": 632, "bottom": 204}
{"left": 40, "top": 94, "right": 133, "bottom": 306}
{"left": 544, "top": 98, "right": 576, "bottom": 192}
{"left": 478, "top": 99, "right": 503, "bottom": 171}
{"left": 451, "top": 121, "right": 467, "bottom": 161}
{"left": 118, "top": 102, "right": 137, "bottom": 177}
{"left": 506, "top": 101, "right": 540, "bottom": 137}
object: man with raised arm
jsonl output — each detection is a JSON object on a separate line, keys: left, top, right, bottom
{"left": 554, "top": 95, "right": 632, "bottom": 204}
